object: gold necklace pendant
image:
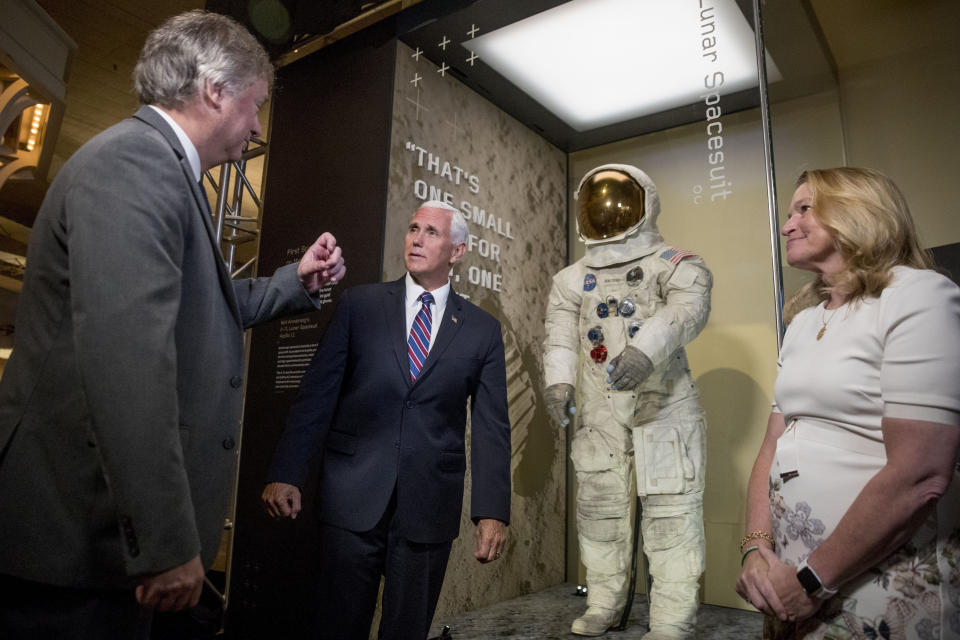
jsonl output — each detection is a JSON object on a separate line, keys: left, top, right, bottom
{"left": 817, "top": 305, "right": 837, "bottom": 341}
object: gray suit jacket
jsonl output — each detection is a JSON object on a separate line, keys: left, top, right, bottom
{"left": 0, "top": 106, "right": 318, "bottom": 588}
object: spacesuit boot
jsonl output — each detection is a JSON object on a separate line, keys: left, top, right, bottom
{"left": 571, "top": 606, "right": 621, "bottom": 636}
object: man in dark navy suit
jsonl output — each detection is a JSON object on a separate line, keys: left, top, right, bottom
{"left": 263, "top": 200, "right": 511, "bottom": 640}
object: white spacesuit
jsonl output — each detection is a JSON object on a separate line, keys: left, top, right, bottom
{"left": 543, "top": 165, "right": 711, "bottom": 638}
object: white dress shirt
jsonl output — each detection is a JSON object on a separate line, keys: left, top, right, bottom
{"left": 147, "top": 105, "right": 202, "bottom": 182}
{"left": 404, "top": 273, "right": 450, "bottom": 353}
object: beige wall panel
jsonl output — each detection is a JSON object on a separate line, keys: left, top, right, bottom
{"left": 836, "top": 50, "right": 960, "bottom": 248}
{"left": 769, "top": 90, "right": 846, "bottom": 299}
{"left": 808, "top": 0, "right": 960, "bottom": 249}
{"left": 690, "top": 323, "right": 776, "bottom": 608}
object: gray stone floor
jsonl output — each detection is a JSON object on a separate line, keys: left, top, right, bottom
{"left": 428, "top": 583, "right": 763, "bottom": 639}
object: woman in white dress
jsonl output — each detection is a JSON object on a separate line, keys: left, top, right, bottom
{"left": 735, "top": 167, "right": 960, "bottom": 640}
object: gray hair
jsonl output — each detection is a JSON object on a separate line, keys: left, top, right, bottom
{"left": 134, "top": 10, "right": 273, "bottom": 109}
{"left": 419, "top": 200, "right": 469, "bottom": 246}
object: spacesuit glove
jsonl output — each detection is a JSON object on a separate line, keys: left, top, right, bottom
{"left": 606, "top": 346, "right": 653, "bottom": 391}
{"left": 544, "top": 383, "right": 576, "bottom": 428}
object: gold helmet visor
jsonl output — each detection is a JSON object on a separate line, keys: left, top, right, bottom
{"left": 576, "top": 170, "right": 645, "bottom": 242}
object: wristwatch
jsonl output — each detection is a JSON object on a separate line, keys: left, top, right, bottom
{"left": 796, "top": 558, "right": 837, "bottom": 599}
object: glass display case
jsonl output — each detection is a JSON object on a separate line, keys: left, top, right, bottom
{"left": 229, "top": 0, "right": 960, "bottom": 634}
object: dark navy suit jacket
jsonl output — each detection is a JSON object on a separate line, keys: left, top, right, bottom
{"left": 268, "top": 277, "right": 511, "bottom": 543}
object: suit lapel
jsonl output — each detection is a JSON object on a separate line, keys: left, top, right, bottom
{"left": 385, "top": 279, "right": 413, "bottom": 387}
{"left": 414, "top": 289, "right": 464, "bottom": 385}
{"left": 132, "top": 106, "right": 241, "bottom": 323}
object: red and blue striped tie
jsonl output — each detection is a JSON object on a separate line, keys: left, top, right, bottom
{"left": 408, "top": 291, "right": 434, "bottom": 381}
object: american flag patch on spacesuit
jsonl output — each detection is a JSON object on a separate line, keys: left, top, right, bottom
{"left": 659, "top": 247, "right": 698, "bottom": 264}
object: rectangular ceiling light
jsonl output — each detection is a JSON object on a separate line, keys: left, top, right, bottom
{"left": 467, "top": 0, "right": 781, "bottom": 131}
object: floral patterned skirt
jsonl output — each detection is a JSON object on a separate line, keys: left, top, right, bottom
{"left": 766, "top": 419, "right": 960, "bottom": 640}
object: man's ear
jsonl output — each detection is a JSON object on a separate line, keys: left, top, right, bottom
{"left": 449, "top": 242, "right": 467, "bottom": 265}
{"left": 202, "top": 79, "right": 226, "bottom": 111}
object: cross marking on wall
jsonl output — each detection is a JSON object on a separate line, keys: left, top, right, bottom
{"left": 445, "top": 113, "right": 465, "bottom": 138}
{"left": 405, "top": 89, "right": 430, "bottom": 121}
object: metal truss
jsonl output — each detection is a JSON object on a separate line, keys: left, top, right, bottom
{"left": 203, "top": 137, "right": 268, "bottom": 278}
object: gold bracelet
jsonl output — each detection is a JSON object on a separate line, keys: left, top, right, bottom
{"left": 740, "top": 530, "right": 775, "bottom": 550}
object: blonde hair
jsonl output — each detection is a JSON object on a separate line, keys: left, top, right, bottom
{"left": 783, "top": 167, "right": 934, "bottom": 323}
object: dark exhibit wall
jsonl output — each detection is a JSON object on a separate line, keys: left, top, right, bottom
{"left": 227, "top": 27, "right": 397, "bottom": 638}
{"left": 384, "top": 42, "right": 568, "bottom": 620}
{"left": 932, "top": 242, "right": 960, "bottom": 286}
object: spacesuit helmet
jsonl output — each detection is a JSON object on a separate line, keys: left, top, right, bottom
{"left": 576, "top": 166, "right": 647, "bottom": 244}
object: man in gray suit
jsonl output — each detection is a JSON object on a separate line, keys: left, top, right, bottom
{"left": 0, "top": 10, "right": 345, "bottom": 638}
